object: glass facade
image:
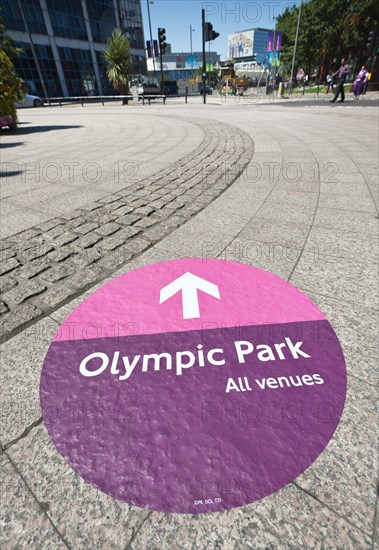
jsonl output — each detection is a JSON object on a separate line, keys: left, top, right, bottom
{"left": 2, "top": 0, "right": 47, "bottom": 35}
{"left": 86, "top": 0, "right": 116, "bottom": 43}
{"left": 59, "top": 47, "right": 97, "bottom": 95}
{"left": 46, "top": 0, "right": 88, "bottom": 41}
{"left": 96, "top": 50, "right": 115, "bottom": 95}
{"left": 14, "top": 41, "right": 62, "bottom": 96}
{"left": 120, "top": 0, "right": 144, "bottom": 50}
{"left": 254, "top": 31, "right": 269, "bottom": 64}
{"left": 1, "top": 0, "right": 146, "bottom": 97}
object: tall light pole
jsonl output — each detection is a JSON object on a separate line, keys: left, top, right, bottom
{"left": 290, "top": 0, "right": 302, "bottom": 91}
{"left": 146, "top": 0, "right": 156, "bottom": 77}
{"left": 190, "top": 25, "right": 195, "bottom": 71}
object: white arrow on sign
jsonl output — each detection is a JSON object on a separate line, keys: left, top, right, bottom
{"left": 159, "top": 272, "right": 220, "bottom": 319}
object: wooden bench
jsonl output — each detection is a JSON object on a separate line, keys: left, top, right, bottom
{"left": 139, "top": 95, "right": 167, "bottom": 106}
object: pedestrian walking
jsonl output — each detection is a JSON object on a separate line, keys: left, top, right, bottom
{"left": 353, "top": 65, "right": 369, "bottom": 100}
{"left": 325, "top": 71, "right": 335, "bottom": 93}
{"left": 330, "top": 58, "right": 350, "bottom": 103}
{"left": 302, "top": 74, "right": 308, "bottom": 95}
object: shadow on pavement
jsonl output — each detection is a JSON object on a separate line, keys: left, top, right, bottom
{"left": 0, "top": 142, "right": 24, "bottom": 149}
{"left": 13, "top": 124, "right": 82, "bottom": 135}
{"left": 0, "top": 170, "right": 22, "bottom": 179}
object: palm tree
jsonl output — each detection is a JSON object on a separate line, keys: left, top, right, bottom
{"left": 103, "top": 29, "right": 132, "bottom": 95}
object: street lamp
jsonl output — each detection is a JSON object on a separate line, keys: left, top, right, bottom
{"left": 146, "top": 0, "right": 156, "bottom": 77}
{"left": 190, "top": 25, "right": 195, "bottom": 69}
{"left": 290, "top": 0, "right": 302, "bottom": 92}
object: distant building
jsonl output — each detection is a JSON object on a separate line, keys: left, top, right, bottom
{"left": 146, "top": 47, "right": 221, "bottom": 81}
{"left": 228, "top": 28, "right": 271, "bottom": 64}
{"left": 1, "top": 0, "right": 146, "bottom": 97}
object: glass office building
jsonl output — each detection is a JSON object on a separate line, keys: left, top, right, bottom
{"left": 228, "top": 28, "right": 271, "bottom": 65}
{"left": 1, "top": 0, "right": 146, "bottom": 97}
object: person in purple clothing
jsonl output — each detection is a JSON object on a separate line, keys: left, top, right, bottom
{"left": 330, "top": 58, "right": 350, "bottom": 103}
{"left": 353, "top": 66, "right": 369, "bottom": 100}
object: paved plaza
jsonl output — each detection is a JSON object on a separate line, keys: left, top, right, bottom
{"left": 0, "top": 92, "right": 378, "bottom": 548}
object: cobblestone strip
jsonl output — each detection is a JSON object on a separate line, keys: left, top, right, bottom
{"left": 0, "top": 120, "right": 254, "bottom": 342}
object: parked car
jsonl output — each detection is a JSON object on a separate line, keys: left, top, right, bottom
{"left": 16, "top": 94, "right": 44, "bottom": 108}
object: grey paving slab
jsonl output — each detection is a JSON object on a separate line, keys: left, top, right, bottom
{"left": 127, "top": 484, "right": 371, "bottom": 549}
{"left": 0, "top": 208, "right": 53, "bottom": 240}
{"left": 290, "top": 251, "right": 378, "bottom": 309}
{"left": 28, "top": 188, "right": 111, "bottom": 217}
{"left": 0, "top": 317, "right": 58, "bottom": 446}
{"left": 304, "top": 226, "right": 378, "bottom": 265}
{"left": 236, "top": 218, "right": 310, "bottom": 248}
{"left": 305, "top": 291, "right": 378, "bottom": 386}
{"left": 0, "top": 200, "right": 21, "bottom": 216}
{"left": 295, "top": 375, "right": 377, "bottom": 535}
{"left": 313, "top": 207, "right": 378, "bottom": 235}
{"left": 5, "top": 184, "right": 80, "bottom": 208}
{"left": 6, "top": 425, "right": 148, "bottom": 550}
{"left": 0, "top": 453, "right": 66, "bottom": 549}
{"left": 318, "top": 192, "right": 377, "bottom": 213}
{"left": 222, "top": 240, "right": 301, "bottom": 281}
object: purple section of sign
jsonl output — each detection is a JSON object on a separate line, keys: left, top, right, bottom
{"left": 266, "top": 31, "right": 273, "bottom": 52}
{"left": 146, "top": 40, "right": 152, "bottom": 58}
{"left": 275, "top": 32, "right": 282, "bottom": 52}
{"left": 41, "top": 320, "right": 346, "bottom": 514}
{"left": 153, "top": 40, "right": 159, "bottom": 58}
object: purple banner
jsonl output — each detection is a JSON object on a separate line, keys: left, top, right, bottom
{"left": 153, "top": 40, "right": 159, "bottom": 58}
{"left": 146, "top": 40, "right": 152, "bottom": 58}
{"left": 275, "top": 32, "right": 282, "bottom": 52}
{"left": 266, "top": 31, "right": 273, "bottom": 52}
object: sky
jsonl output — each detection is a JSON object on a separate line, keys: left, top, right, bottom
{"left": 140, "top": 0, "right": 301, "bottom": 60}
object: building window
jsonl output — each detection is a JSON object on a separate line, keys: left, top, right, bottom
{"left": 14, "top": 41, "right": 62, "bottom": 97}
{"left": 2, "top": 0, "right": 47, "bottom": 35}
{"left": 86, "top": 0, "right": 116, "bottom": 44}
{"left": 46, "top": 0, "right": 88, "bottom": 41}
{"left": 120, "top": 0, "right": 145, "bottom": 50}
{"left": 95, "top": 50, "right": 115, "bottom": 95}
{"left": 59, "top": 47, "right": 97, "bottom": 95}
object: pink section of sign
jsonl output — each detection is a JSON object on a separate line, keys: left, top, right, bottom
{"left": 54, "top": 259, "right": 325, "bottom": 342}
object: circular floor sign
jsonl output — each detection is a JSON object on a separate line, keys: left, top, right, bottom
{"left": 41, "top": 259, "right": 346, "bottom": 513}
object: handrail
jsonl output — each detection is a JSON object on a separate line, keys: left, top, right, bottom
{"left": 44, "top": 95, "right": 134, "bottom": 106}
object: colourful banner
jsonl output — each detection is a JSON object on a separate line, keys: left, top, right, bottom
{"left": 265, "top": 31, "right": 273, "bottom": 52}
{"left": 146, "top": 40, "right": 152, "bottom": 58}
{"left": 275, "top": 32, "right": 282, "bottom": 52}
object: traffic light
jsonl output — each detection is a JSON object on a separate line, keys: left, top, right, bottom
{"left": 158, "top": 27, "right": 167, "bottom": 55}
{"left": 204, "top": 22, "right": 220, "bottom": 42}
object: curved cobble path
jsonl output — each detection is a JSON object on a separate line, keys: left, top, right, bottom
{"left": 0, "top": 119, "right": 254, "bottom": 342}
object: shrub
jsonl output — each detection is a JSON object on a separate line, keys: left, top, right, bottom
{"left": 0, "top": 49, "right": 23, "bottom": 128}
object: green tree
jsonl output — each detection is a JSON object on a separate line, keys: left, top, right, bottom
{"left": 276, "top": 0, "right": 379, "bottom": 80}
{"left": 196, "top": 67, "right": 219, "bottom": 86}
{"left": 103, "top": 29, "right": 132, "bottom": 95}
{"left": 0, "top": 49, "right": 23, "bottom": 128}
